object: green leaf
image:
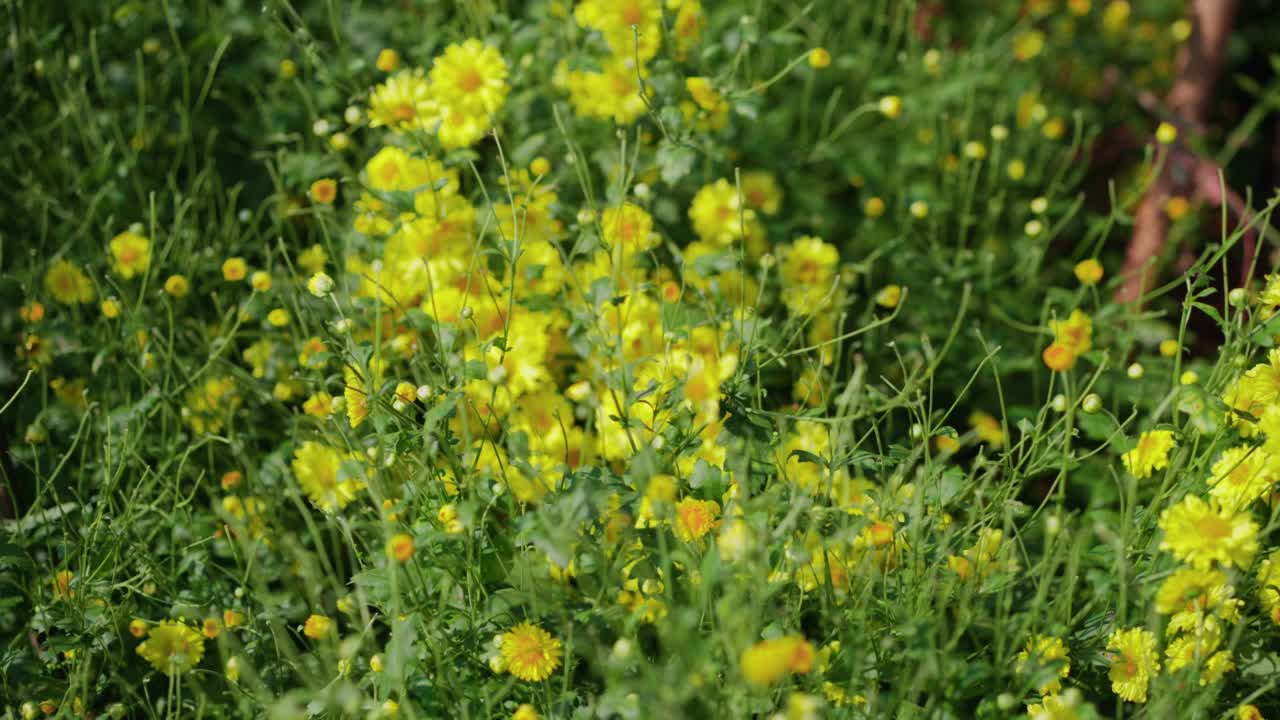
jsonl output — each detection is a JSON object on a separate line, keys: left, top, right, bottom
{"left": 656, "top": 141, "right": 696, "bottom": 186}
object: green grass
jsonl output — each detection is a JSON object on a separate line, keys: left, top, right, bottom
{"left": 4, "top": 1, "right": 1280, "bottom": 719}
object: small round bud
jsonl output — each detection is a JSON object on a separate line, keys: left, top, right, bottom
{"left": 1229, "top": 287, "right": 1248, "bottom": 306}
{"left": 1126, "top": 363, "right": 1144, "bottom": 379}
{"left": 1051, "top": 394, "right": 1068, "bottom": 413}
{"left": 1081, "top": 393, "right": 1102, "bottom": 413}
{"left": 307, "top": 272, "right": 334, "bottom": 297}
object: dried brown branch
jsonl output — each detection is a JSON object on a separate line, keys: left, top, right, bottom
{"left": 1117, "top": 0, "right": 1238, "bottom": 304}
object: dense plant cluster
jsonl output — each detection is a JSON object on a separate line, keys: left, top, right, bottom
{"left": 4, "top": 1, "right": 1280, "bottom": 719}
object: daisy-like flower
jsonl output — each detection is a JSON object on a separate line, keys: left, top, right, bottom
{"left": 1257, "top": 550, "right": 1280, "bottom": 625}
{"left": 368, "top": 70, "right": 438, "bottom": 133}
{"left": 688, "top": 178, "right": 758, "bottom": 247}
{"left": 436, "top": 104, "right": 491, "bottom": 149}
{"left": 573, "top": 0, "right": 663, "bottom": 62}
{"left": 674, "top": 497, "right": 720, "bottom": 542}
{"left": 779, "top": 236, "right": 839, "bottom": 316}
{"left": 1165, "top": 628, "right": 1235, "bottom": 686}
{"left": 110, "top": 231, "right": 152, "bottom": 279}
{"left": 498, "top": 622, "right": 562, "bottom": 682}
{"left": 600, "top": 203, "right": 657, "bottom": 256}
{"left": 1207, "top": 446, "right": 1277, "bottom": 511}
{"left": 429, "top": 39, "right": 509, "bottom": 116}
{"left": 1121, "top": 430, "right": 1176, "bottom": 479}
{"left": 1158, "top": 494, "right": 1258, "bottom": 569}
{"left": 740, "top": 635, "right": 816, "bottom": 685}
{"left": 1106, "top": 627, "right": 1159, "bottom": 703}
{"left": 290, "top": 441, "right": 366, "bottom": 513}
{"left": 740, "top": 171, "right": 783, "bottom": 215}
{"left": 557, "top": 58, "right": 648, "bottom": 125}
{"left": 1015, "top": 635, "right": 1071, "bottom": 695}
{"left": 45, "top": 260, "right": 95, "bottom": 304}
{"left": 1222, "top": 350, "right": 1280, "bottom": 435}
{"left": 136, "top": 621, "right": 205, "bottom": 676}
{"left": 1154, "top": 566, "right": 1242, "bottom": 634}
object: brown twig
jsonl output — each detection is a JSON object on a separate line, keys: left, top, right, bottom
{"left": 1117, "top": 0, "right": 1238, "bottom": 304}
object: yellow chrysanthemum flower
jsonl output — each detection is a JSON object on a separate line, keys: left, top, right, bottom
{"left": 573, "top": 0, "right": 663, "bottom": 62}
{"left": 1015, "top": 635, "right": 1071, "bottom": 695}
{"left": 600, "top": 202, "right": 657, "bottom": 255}
{"left": 429, "top": 39, "right": 509, "bottom": 116}
{"left": 110, "top": 231, "right": 151, "bottom": 279}
{"left": 368, "top": 70, "right": 438, "bottom": 132}
{"left": 45, "top": 260, "right": 95, "bottom": 304}
{"left": 969, "top": 411, "right": 1007, "bottom": 448}
{"left": 740, "top": 635, "right": 815, "bottom": 685}
{"left": 303, "top": 613, "right": 333, "bottom": 639}
{"left": 741, "top": 171, "right": 783, "bottom": 215}
{"left": 1049, "top": 310, "right": 1092, "bottom": 356}
{"left": 135, "top": 621, "right": 205, "bottom": 676}
{"left": 674, "top": 497, "right": 720, "bottom": 542}
{"left": 1107, "top": 627, "right": 1159, "bottom": 703}
{"left": 1155, "top": 566, "right": 1242, "bottom": 634}
{"left": 558, "top": 58, "right": 648, "bottom": 125}
{"left": 1257, "top": 550, "right": 1280, "bottom": 625}
{"left": 1165, "top": 628, "right": 1234, "bottom": 686}
{"left": 499, "top": 622, "right": 562, "bottom": 682}
{"left": 779, "top": 236, "right": 839, "bottom": 316}
{"left": 290, "top": 441, "right": 366, "bottom": 513}
{"left": 1121, "top": 430, "right": 1176, "bottom": 479}
{"left": 688, "top": 178, "right": 759, "bottom": 246}
{"left": 1208, "top": 446, "right": 1277, "bottom": 511}
{"left": 1159, "top": 495, "right": 1258, "bottom": 569}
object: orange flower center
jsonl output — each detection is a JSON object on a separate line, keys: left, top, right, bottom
{"left": 621, "top": 4, "right": 643, "bottom": 25}
{"left": 394, "top": 103, "right": 417, "bottom": 121}
{"left": 458, "top": 69, "right": 484, "bottom": 92}
{"left": 1198, "top": 515, "right": 1231, "bottom": 539}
